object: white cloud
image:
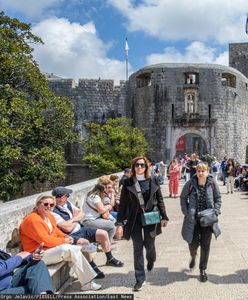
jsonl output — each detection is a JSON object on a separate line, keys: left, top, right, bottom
{"left": 0, "top": 0, "right": 60, "bottom": 18}
{"left": 108, "top": 0, "right": 248, "bottom": 44}
{"left": 32, "top": 17, "right": 130, "bottom": 84}
{"left": 146, "top": 41, "right": 228, "bottom": 66}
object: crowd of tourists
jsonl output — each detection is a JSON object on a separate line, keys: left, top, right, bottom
{"left": 0, "top": 153, "right": 245, "bottom": 294}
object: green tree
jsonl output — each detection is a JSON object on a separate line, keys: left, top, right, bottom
{"left": 83, "top": 117, "right": 148, "bottom": 174}
{"left": 0, "top": 12, "right": 76, "bottom": 201}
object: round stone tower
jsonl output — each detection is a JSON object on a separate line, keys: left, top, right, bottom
{"left": 126, "top": 63, "right": 248, "bottom": 163}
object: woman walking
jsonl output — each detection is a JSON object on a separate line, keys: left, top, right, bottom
{"left": 226, "top": 158, "right": 236, "bottom": 194}
{"left": 115, "top": 156, "right": 169, "bottom": 292}
{"left": 180, "top": 163, "right": 221, "bottom": 282}
{"left": 169, "top": 159, "right": 180, "bottom": 198}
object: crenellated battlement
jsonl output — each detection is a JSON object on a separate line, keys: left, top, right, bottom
{"left": 47, "top": 77, "right": 127, "bottom": 91}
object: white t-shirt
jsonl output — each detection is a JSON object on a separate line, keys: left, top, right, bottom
{"left": 82, "top": 194, "right": 102, "bottom": 220}
{"left": 51, "top": 201, "right": 81, "bottom": 234}
{"left": 102, "top": 194, "right": 111, "bottom": 205}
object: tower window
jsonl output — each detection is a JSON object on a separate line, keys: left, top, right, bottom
{"left": 172, "top": 104, "right": 174, "bottom": 119}
{"left": 136, "top": 73, "right": 151, "bottom": 88}
{"left": 185, "top": 73, "right": 199, "bottom": 84}
{"left": 221, "top": 73, "right": 236, "bottom": 88}
{"left": 208, "top": 104, "right": 211, "bottom": 119}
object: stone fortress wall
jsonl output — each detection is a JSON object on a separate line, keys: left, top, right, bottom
{"left": 47, "top": 43, "right": 248, "bottom": 164}
{"left": 48, "top": 78, "right": 128, "bottom": 164}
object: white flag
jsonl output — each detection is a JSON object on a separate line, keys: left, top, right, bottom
{"left": 125, "top": 38, "right": 129, "bottom": 57}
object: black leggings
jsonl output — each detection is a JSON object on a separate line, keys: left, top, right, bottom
{"left": 189, "top": 222, "right": 212, "bottom": 270}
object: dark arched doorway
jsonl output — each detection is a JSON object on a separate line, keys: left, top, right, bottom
{"left": 176, "top": 133, "right": 207, "bottom": 157}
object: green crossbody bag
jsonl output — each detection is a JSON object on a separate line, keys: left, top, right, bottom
{"left": 134, "top": 179, "right": 161, "bottom": 226}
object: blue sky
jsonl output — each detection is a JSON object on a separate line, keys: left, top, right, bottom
{"left": 1, "top": 0, "right": 248, "bottom": 84}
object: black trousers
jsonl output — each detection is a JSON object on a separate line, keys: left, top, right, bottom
{"left": 189, "top": 222, "right": 212, "bottom": 270}
{"left": 131, "top": 214, "right": 156, "bottom": 283}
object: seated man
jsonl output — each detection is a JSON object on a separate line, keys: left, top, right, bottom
{"left": 240, "top": 168, "right": 248, "bottom": 191}
{"left": 51, "top": 186, "right": 124, "bottom": 272}
{"left": 0, "top": 249, "right": 53, "bottom": 294}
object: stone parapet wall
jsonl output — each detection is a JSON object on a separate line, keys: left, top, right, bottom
{"left": 0, "top": 173, "right": 122, "bottom": 251}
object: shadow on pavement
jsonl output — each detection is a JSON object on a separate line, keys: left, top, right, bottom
{"left": 209, "top": 269, "right": 248, "bottom": 284}
{"left": 65, "top": 267, "right": 248, "bottom": 293}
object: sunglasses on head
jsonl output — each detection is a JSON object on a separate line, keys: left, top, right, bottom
{"left": 134, "top": 162, "right": 146, "bottom": 168}
{"left": 41, "top": 202, "right": 55, "bottom": 208}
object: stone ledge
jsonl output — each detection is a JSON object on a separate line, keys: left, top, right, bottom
{"left": 48, "top": 261, "right": 71, "bottom": 293}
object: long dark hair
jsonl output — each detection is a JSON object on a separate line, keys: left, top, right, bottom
{"left": 87, "top": 183, "right": 105, "bottom": 198}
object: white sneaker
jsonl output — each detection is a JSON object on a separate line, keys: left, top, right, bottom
{"left": 81, "top": 243, "right": 97, "bottom": 253}
{"left": 81, "top": 280, "right": 102, "bottom": 291}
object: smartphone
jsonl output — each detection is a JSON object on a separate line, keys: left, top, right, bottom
{"left": 33, "top": 242, "right": 44, "bottom": 254}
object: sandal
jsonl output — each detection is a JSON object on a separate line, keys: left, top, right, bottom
{"left": 106, "top": 257, "right": 124, "bottom": 267}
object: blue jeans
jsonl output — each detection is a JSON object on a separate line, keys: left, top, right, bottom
{"left": 0, "top": 261, "right": 53, "bottom": 294}
{"left": 110, "top": 211, "right": 118, "bottom": 219}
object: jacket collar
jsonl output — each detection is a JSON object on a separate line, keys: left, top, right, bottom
{"left": 126, "top": 176, "right": 158, "bottom": 200}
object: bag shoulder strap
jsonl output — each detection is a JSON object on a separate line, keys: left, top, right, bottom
{"left": 188, "top": 183, "right": 194, "bottom": 197}
{"left": 86, "top": 197, "right": 99, "bottom": 213}
{"left": 189, "top": 181, "right": 214, "bottom": 197}
{"left": 134, "top": 179, "right": 145, "bottom": 210}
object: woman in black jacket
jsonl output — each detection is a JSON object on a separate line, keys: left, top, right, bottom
{"left": 115, "top": 156, "right": 169, "bottom": 292}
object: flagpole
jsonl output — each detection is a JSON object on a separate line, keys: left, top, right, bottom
{"left": 126, "top": 55, "right": 128, "bottom": 81}
{"left": 125, "top": 38, "right": 129, "bottom": 81}
{"left": 246, "top": 13, "right": 248, "bottom": 34}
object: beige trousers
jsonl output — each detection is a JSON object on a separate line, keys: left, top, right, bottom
{"left": 42, "top": 244, "right": 96, "bottom": 286}
{"left": 226, "top": 175, "right": 235, "bottom": 193}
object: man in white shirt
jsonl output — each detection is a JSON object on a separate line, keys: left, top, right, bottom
{"left": 51, "top": 186, "right": 124, "bottom": 278}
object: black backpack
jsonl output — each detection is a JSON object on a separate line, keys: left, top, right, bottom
{"left": 212, "top": 165, "right": 217, "bottom": 172}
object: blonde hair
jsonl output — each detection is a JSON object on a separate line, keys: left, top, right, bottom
{"left": 196, "top": 162, "right": 209, "bottom": 172}
{"left": 191, "top": 153, "right": 197, "bottom": 160}
{"left": 110, "top": 174, "right": 119, "bottom": 181}
{"left": 34, "top": 194, "right": 56, "bottom": 209}
{"left": 97, "top": 175, "right": 113, "bottom": 186}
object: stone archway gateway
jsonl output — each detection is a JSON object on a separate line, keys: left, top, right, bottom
{"left": 176, "top": 133, "right": 207, "bottom": 157}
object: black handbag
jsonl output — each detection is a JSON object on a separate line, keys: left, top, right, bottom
{"left": 197, "top": 208, "right": 218, "bottom": 227}
{"left": 134, "top": 179, "right": 161, "bottom": 227}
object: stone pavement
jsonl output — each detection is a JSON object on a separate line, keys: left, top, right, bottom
{"left": 65, "top": 180, "right": 248, "bottom": 300}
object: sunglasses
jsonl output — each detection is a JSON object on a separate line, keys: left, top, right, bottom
{"left": 134, "top": 163, "right": 146, "bottom": 168}
{"left": 41, "top": 202, "right": 55, "bottom": 208}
